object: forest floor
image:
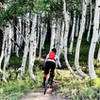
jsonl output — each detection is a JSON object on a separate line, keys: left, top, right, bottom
{"left": 19, "top": 80, "right": 66, "bottom": 100}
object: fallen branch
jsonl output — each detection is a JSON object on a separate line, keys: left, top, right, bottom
{"left": 11, "top": 38, "right": 24, "bottom": 53}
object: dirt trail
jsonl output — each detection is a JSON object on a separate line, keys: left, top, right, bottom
{"left": 19, "top": 81, "right": 67, "bottom": 100}
{"left": 19, "top": 89, "right": 66, "bottom": 100}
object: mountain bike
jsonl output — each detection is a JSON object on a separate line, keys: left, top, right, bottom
{"left": 44, "top": 69, "right": 60, "bottom": 95}
{"left": 44, "top": 76, "right": 52, "bottom": 95}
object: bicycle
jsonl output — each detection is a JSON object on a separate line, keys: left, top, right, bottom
{"left": 44, "top": 69, "right": 60, "bottom": 95}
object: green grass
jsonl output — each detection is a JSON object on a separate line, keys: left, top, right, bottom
{"left": 0, "top": 69, "right": 43, "bottom": 100}
{"left": 54, "top": 69, "right": 100, "bottom": 100}
{"left": 0, "top": 52, "right": 44, "bottom": 100}
{"left": 0, "top": 35, "right": 100, "bottom": 100}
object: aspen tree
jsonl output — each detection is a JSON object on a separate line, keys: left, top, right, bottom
{"left": 15, "top": 17, "right": 22, "bottom": 57}
{"left": 41, "top": 24, "right": 47, "bottom": 49}
{"left": 75, "top": 17, "right": 79, "bottom": 37}
{"left": 36, "top": 14, "right": 40, "bottom": 48}
{"left": 88, "top": 0, "right": 100, "bottom": 79}
{"left": 2, "top": 24, "right": 12, "bottom": 82}
{"left": 58, "top": 21, "right": 65, "bottom": 57}
{"left": 55, "top": 19, "right": 61, "bottom": 55}
{"left": 20, "top": 13, "right": 30, "bottom": 79}
{"left": 50, "top": 18, "right": 56, "bottom": 52}
{"left": 0, "top": 29, "right": 6, "bottom": 72}
{"left": 74, "top": 0, "right": 88, "bottom": 78}
{"left": 97, "top": 48, "right": 100, "bottom": 62}
{"left": 63, "top": 0, "right": 79, "bottom": 78}
{"left": 29, "top": 14, "right": 37, "bottom": 80}
{"left": 39, "top": 22, "right": 44, "bottom": 60}
{"left": 69, "top": 11, "right": 76, "bottom": 54}
{"left": 87, "top": 0, "right": 92, "bottom": 42}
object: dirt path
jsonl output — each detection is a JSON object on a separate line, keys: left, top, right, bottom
{"left": 19, "top": 81, "right": 67, "bottom": 100}
{"left": 19, "top": 89, "right": 66, "bottom": 100}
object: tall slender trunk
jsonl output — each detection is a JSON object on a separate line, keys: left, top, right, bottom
{"left": 15, "top": 18, "right": 22, "bottom": 57}
{"left": 50, "top": 18, "right": 56, "bottom": 52}
{"left": 39, "top": 23, "right": 43, "bottom": 60}
{"left": 0, "top": 29, "right": 7, "bottom": 72}
{"left": 11, "top": 27, "right": 15, "bottom": 53}
{"left": 87, "top": 0, "right": 92, "bottom": 42}
{"left": 20, "top": 13, "right": 30, "bottom": 79}
{"left": 74, "top": 0, "right": 87, "bottom": 78}
{"left": 29, "top": 14, "right": 37, "bottom": 80}
{"left": 41, "top": 24, "right": 47, "bottom": 49}
{"left": 16, "top": 33, "right": 19, "bottom": 57}
{"left": 88, "top": 0, "right": 100, "bottom": 79}
{"left": 97, "top": 48, "right": 100, "bottom": 62}
{"left": 36, "top": 14, "right": 40, "bottom": 48}
{"left": 75, "top": 17, "right": 79, "bottom": 37}
{"left": 58, "top": 21, "right": 65, "bottom": 57}
{"left": 55, "top": 19, "right": 61, "bottom": 55}
{"left": 69, "top": 12, "right": 76, "bottom": 54}
{"left": 2, "top": 24, "right": 12, "bottom": 82}
{"left": 63, "top": 0, "right": 79, "bottom": 78}
{"left": 20, "top": 35, "right": 29, "bottom": 79}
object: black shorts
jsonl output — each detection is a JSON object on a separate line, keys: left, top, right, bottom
{"left": 44, "top": 61, "right": 56, "bottom": 75}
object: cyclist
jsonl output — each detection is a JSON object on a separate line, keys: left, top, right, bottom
{"left": 43, "top": 48, "right": 61, "bottom": 87}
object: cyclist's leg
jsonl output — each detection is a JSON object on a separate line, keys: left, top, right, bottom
{"left": 43, "top": 61, "right": 50, "bottom": 87}
{"left": 49, "top": 62, "right": 56, "bottom": 86}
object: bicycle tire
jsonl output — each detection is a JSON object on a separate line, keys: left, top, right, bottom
{"left": 44, "top": 78, "right": 48, "bottom": 95}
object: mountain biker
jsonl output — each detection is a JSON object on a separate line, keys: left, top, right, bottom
{"left": 43, "top": 48, "right": 61, "bottom": 87}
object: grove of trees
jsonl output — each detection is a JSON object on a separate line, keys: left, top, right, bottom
{"left": 0, "top": 0, "right": 100, "bottom": 83}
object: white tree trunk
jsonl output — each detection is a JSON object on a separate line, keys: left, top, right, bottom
{"left": 39, "top": 23, "right": 43, "bottom": 60}
{"left": 75, "top": 17, "right": 79, "bottom": 37}
{"left": 0, "top": 29, "right": 6, "bottom": 72}
{"left": 2, "top": 24, "right": 12, "bottom": 82}
{"left": 20, "top": 34, "right": 29, "bottom": 79}
{"left": 36, "top": 14, "right": 40, "bottom": 48}
{"left": 39, "top": 22, "right": 47, "bottom": 60}
{"left": 63, "top": 0, "right": 79, "bottom": 78}
{"left": 29, "top": 14, "right": 37, "bottom": 80}
{"left": 88, "top": 0, "right": 100, "bottom": 79}
{"left": 15, "top": 17, "right": 22, "bottom": 57}
{"left": 97, "top": 48, "right": 100, "bottom": 62}
{"left": 58, "top": 21, "right": 65, "bottom": 57}
{"left": 87, "top": 0, "right": 92, "bottom": 42}
{"left": 41, "top": 24, "right": 47, "bottom": 49}
{"left": 50, "top": 18, "right": 56, "bottom": 52}
{"left": 11, "top": 27, "right": 15, "bottom": 52}
{"left": 74, "top": 0, "right": 87, "bottom": 78}
{"left": 16, "top": 33, "right": 19, "bottom": 57}
{"left": 55, "top": 19, "right": 61, "bottom": 55}
{"left": 69, "top": 12, "right": 76, "bottom": 54}
{"left": 98, "top": 29, "right": 100, "bottom": 43}
{"left": 20, "top": 13, "right": 30, "bottom": 79}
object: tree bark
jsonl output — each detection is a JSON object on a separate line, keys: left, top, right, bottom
{"left": 63, "top": 0, "right": 79, "bottom": 78}
{"left": 75, "top": 17, "right": 79, "bottom": 37}
{"left": 50, "top": 18, "right": 56, "bottom": 52}
{"left": 88, "top": 0, "right": 100, "bottom": 79}
{"left": 87, "top": 0, "right": 92, "bottom": 42}
{"left": 2, "top": 24, "right": 12, "bottom": 82}
{"left": 39, "top": 23, "right": 43, "bottom": 60}
{"left": 97, "top": 48, "right": 100, "bottom": 62}
{"left": 20, "top": 13, "right": 30, "bottom": 79}
{"left": 58, "top": 21, "right": 65, "bottom": 57}
{"left": 69, "top": 12, "right": 76, "bottom": 54}
{"left": 29, "top": 14, "right": 37, "bottom": 80}
{"left": 0, "top": 29, "right": 6, "bottom": 72}
{"left": 74, "top": 0, "right": 87, "bottom": 78}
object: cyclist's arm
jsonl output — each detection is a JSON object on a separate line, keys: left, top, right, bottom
{"left": 56, "top": 56, "right": 61, "bottom": 68}
{"left": 45, "top": 54, "right": 49, "bottom": 62}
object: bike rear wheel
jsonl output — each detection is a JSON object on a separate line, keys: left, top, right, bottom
{"left": 44, "top": 77, "right": 53, "bottom": 94}
{"left": 44, "top": 78, "right": 48, "bottom": 95}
